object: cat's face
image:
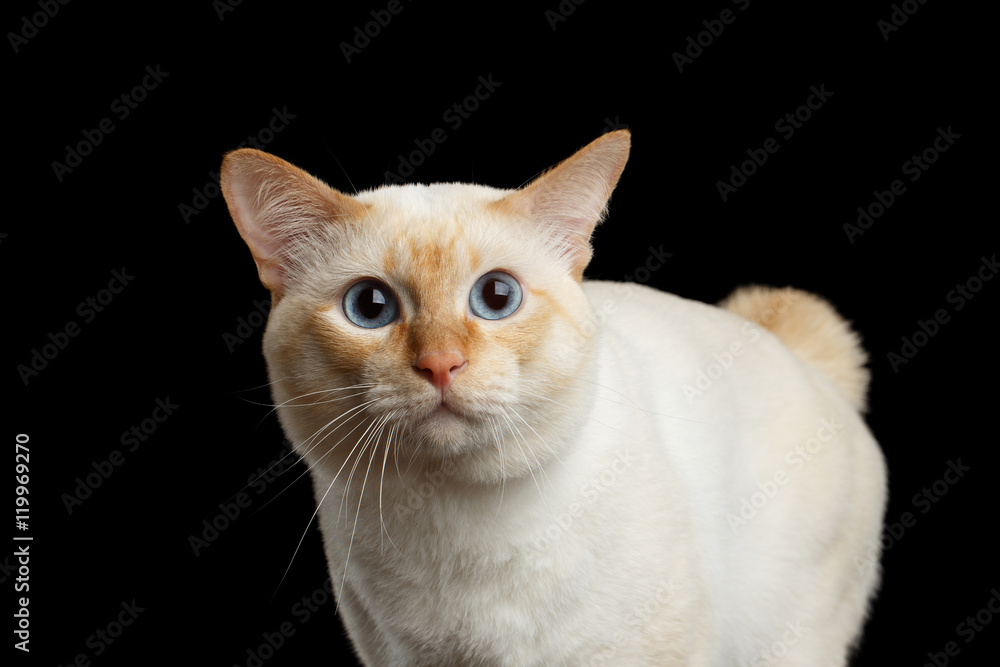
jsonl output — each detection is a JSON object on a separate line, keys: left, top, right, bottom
{"left": 221, "top": 132, "right": 630, "bottom": 484}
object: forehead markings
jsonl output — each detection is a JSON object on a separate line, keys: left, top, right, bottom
{"left": 402, "top": 220, "right": 467, "bottom": 271}
{"left": 380, "top": 244, "right": 397, "bottom": 277}
{"left": 392, "top": 220, "right": 479, "bottom": 300}
{"left": 363, "top": 207, "right": 557, "bottom": 365}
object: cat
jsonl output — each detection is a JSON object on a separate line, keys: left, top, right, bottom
{"left": 221, "top": 130, "right": 887, "bottom": 666}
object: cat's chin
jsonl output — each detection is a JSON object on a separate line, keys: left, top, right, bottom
{"left": 411, "top": 403, "right": 475, "bottom": 453}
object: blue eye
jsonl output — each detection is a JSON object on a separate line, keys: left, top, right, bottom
{"left": 470, "top": 271, "right": 522, "bottom": 320}
{"left": 343, "top": 280, "right": 399, "bottom": 328}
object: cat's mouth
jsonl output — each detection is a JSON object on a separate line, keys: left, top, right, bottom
{"left": 413, "top": 399, "right": 476, "bottom": 432}
{"left": 407, "top": 399, "right": 480, "bottom": 451}
{"left": 426, "top": 401, "right": 462, "bottom": 420}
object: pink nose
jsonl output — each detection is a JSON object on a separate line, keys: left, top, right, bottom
{"left": 414, "top": 352, "right": 467, "bottom": 394}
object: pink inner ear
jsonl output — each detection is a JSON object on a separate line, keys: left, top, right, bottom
{"left": 244, "top": 225, "right": 285, "bottom": 289}
{"left": 221, "top": 160, "right": 288, "bottom": 291}
{"left": 223, "top": 175, "right": 283, "bottom": 289}
{"left": 532, "top": 181, "right": 609, "bottom": 234}
{"left": 240, "top": 213, "right": 284, "bottom": 265}
{"left": 257, "top": 261, "right": 284, "bottom": 293}
{"left": 222, "top": 148, "right": 372, "bottom": 294}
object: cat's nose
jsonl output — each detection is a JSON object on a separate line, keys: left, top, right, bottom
{"left": 414, "top": 352, "right": 468, "bottom": 395}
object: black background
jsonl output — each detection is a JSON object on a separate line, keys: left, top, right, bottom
{"left": 7, "top": 1, "right": 996, "bottom": 665}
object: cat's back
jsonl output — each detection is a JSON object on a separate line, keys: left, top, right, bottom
{"left": 581, "top": 279, "right": 857, "bottom": 413}
{"left": 580, "top": 279, "right": 886, "bottom": 662}
{"left": 580, "top": 279, "right": 794, "bottom": 393}
{"left": 580, "top": 278, "right": 881, "bottom": 516}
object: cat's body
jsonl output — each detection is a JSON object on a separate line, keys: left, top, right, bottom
{"left": 221, "top": 131, "right": 887, "bottom": 665}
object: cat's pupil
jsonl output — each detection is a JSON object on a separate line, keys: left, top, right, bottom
{"left": 483, "top": 280, "right": 510, "bottom": 311}
{"left": 359, "top": 287, "right": 387, "bottom": 319}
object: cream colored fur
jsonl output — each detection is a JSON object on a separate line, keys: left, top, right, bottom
{"left": 719, "top": 285, "right": 871, "bottom": 412}
{"left": 221, "top": 131, "right": 887, "bottom": 666}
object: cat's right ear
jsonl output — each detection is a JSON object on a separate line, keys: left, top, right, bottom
{"left": 220, "top": 149, "right": 367, "bottom": 295}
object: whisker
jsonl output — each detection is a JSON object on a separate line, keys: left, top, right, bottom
{"left": 218, "top": 394, "right": 378, "bottom": 511}
{"left": 269, "top": 463, "right": 340, "bottom": 603}
{"left": 487, "top": 415, "right": 507, "bottom": 521}
{"left": 338, "top": 413, "right": 390, "bottom": 524}
{"left": 403, "top": 438, "right": 424, "bottom": 477}
{"left": 295, "top": 398, "right": 382, "bottom": 464}
{"left": 338, "top": 412, "right": 394, "bottom": 612}
{"left": 378, "top": 415, "right": 403, "bottom": 556}
{"left": 239, "top": 382, "right": 377, "bottom": 410}
{"left": 507, "top": 405, "right": 578, "bottom": 490}
{"left": 269, "top": 407, "right": 385, "bottom": 602}
{"left": 262, "top": 385, "right": 378, "bottom": 415}
{"left": 250, "top": 402, "right": 378, "bottom": 517}
{"left": 499, "top": 408, "right": 549, "bottom": 513}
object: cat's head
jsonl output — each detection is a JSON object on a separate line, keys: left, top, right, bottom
{"left": 221, "top": 131, "right": 630, "bottom": 484}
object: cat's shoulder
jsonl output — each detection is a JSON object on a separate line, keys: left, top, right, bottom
{"left": 582, "top": 279, "right": 730, "bottom": 325}
{"left": 580, "top": 279, "right": 767, "bottom": 354}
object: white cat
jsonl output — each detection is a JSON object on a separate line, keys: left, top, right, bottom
{"left": 221, "top": 130, "right": 886, "bottom": 665}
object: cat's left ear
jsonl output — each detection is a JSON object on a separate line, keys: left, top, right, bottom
{"left": 500, "top": 130, "right": 630, "bottom": 281}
